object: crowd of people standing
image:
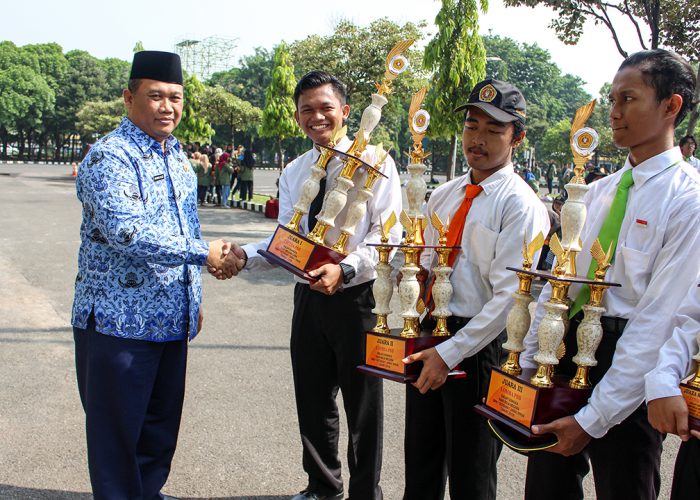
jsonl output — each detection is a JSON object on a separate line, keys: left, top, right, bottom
{"left": 188, "top": 143, "right": 256, "bottom": 207}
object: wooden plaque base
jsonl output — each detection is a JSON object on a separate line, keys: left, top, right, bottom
{"left": 258, "top": 225, "right": 345, "bottom": 281}
{"left": 357, "top": 329, "right": 466, "bottom": 383}
{"left": 680, "top": 382, "right": 700, "bottom": 432}
{"left": 474, "top": 368, "right": 590, "bottom": 453}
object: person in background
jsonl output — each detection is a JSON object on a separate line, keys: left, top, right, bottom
{"left": 217, "top": 151, "right": 233, "bottom": 208}
{"left": 194, "top": 152, "right": 211, "bottom": 206}
{"left": 238, "top": 148, "right": 255, "bottom": 202}
{"left": 680, "top": 135, "right": 700, "bottom": 171}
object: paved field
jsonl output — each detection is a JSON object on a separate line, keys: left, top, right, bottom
{"left": 0, "top": 164, "right": 679, "bottom": 499}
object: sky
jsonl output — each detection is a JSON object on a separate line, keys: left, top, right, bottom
{"left": 3, "top": 0, "right": 652, "bottom": 96}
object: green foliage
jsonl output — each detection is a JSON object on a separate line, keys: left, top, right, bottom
{"left": 133, "top": 41, "right": 145, "bottom": 53}
{"left": 201, "top": 86, "right": 262, "bottom": 143}
{"left": 100, "top": 58, "right": 130, "bottom": 99}
{"left": 208, "top": 47, "right": 273, "bottom": 109}
{"left": 260, "top": 42, "right": 303, "bottom": 167}
{"left": 176, "top": 75, "right": 214, "bottom": 144}
{"left": 76, "top": 98, "right": 125, "bottom": 139}
{"left": 423, "top": 0, "right": 487, "bottom": 139}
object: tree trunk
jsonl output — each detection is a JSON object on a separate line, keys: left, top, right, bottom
{"left": 686, "top": 64, "right": 700, "bottom": 136}
{"left": 277, "top": 137, "right": 283, "bottom": 171}
{"left": 447, "top": 134, "right": 458, "bottom": 181}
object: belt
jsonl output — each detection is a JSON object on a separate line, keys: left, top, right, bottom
{"left": 600, "top": 316, "right": 628, "bottom": 336}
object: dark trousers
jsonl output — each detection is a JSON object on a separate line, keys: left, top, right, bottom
{"left": 239, "top": 180, "right": 253, "bottom": 201}
{"left": 291, "top": 282, "right": 383, "bottom": 500}
{"left": 197, "top": 185, "right": 207, "bottom": 205}
{"left": 525, "top": 315, "right": 663, "bottom": 500}
{"left": 403, "top": 318, "right": 505, "bottom": 500}
{"left": 671, "top": 438, "right": 700, "bottom": 500}
{"left": 74, "top": 315, "right": 187, "bottom": 500}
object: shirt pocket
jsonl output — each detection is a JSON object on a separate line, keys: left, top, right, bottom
{"left": 617, "top": 243, "right": 653, "bottom": 300}
{"left": 465, "top": 221, "right": 498, "bottom": 274}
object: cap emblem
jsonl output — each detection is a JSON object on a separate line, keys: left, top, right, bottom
{"left": 479, "top": 84, "right": 497, "bottom": 103}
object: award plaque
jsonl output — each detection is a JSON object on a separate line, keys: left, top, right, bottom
{"left": 258, "top": 40, "right": 413, "bottom": 281}
{"left": 475, "top": 101, "right": 624, "bottom": 452}
{"left": 680, "top": 285, "right": 700, "bottom": 432}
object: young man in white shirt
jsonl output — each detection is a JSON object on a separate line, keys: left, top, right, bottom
{"left": 402, "top": 79, "right": 550, "bottom": 500}
{"left": 646, "top": 282, "right": 700, "bottom": 500}
{"left": 239, "top": 71, "right": 402, "bottom": 500}
{"left": 680, "top": 135, "right": 700, "bottom": 172}
{"left": 521, "top": 49, "right": 700, "bottom": 500}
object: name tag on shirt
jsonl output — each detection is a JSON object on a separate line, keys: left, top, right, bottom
{"left": 153, "top": 174, "right": 165, "bottom": 182}
{"left": 635, "top": 218, "right": 648, "bottom": 227}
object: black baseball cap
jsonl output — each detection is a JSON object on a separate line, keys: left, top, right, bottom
{"left": 129, "top": 51, "right": 183, "bottom": 85}
{"left": 454, "top": 78, "right": 527, "bottom": 123}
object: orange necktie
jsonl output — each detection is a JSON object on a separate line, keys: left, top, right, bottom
{"left": 425, "top": 184, "right": 483, "bottom": 309}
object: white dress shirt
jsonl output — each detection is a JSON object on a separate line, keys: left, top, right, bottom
{"left": 420, "top": 165, "right": 550, "bottom": 369}
{"left": 242, "top": 136, "right": 403, "bottom": 286}
{"left": 685, "top": 155, "right": 700, "bottom": 173}
{"left": 521, "top": 147, "right": 700, "bottom": 438}
{"left": 645, "top": 282, "right": 700, "bottom": 402}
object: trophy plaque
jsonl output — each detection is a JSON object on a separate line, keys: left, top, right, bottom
{"left": 474, "top": 101, "right": 624, "bottom": 452}
{"left": 258, "top": 39, "right": 413, "bottom": 280}
{"left": 680, "top": 284, "right": 700, "bottom": 432}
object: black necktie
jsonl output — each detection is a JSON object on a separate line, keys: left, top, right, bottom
{"left": 307, "top": 175, "right": 326, "bottom": 234}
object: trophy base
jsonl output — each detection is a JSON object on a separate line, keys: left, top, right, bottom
{"left": 357, "top": 329, "right": 466, "bottom": 383}
{"left": 473, "top": 368, "right": 590, "bottom": 454}
{"left": 680, "top": 382, "right": 700, "bottom": 432}
{"left": 258, "top": 224, "right": 345, "bottom": 281}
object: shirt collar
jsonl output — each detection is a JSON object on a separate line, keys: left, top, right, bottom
{"left": 623, "top": 147, "right": 683, "bottom": 189}
{"left": 310, "top": 135, "right": 352, "bottom": 163}
{"left": 460, "top": 163, "right": 514, "bottom": 196}
{"left": 119, "top": 117, "right": 181, "bottom": 155}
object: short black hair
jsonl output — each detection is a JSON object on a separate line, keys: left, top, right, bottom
{"left": 128, "top": 78, "right": 143, "bottom": 93}
{"left": 680, "top": 135, "right": 697, "bottom": 148}
{"left": 293, "top": 71, "right": 347, "bottom": 108}
{"left": 512, "top": 120, "right": 525, "bottom": 146}
{"left": 618, "top": 49, "right": 696, "bottom": 126}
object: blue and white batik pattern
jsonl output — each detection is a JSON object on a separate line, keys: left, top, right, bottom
{"left": 72, "top": 118, "right": 209, "bottom": 341}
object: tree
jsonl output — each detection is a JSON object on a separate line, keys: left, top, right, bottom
{"left": 423, "top": 0, "right": 487, "bottom": 180}
{"left": 539, "top": 119, "right": 572, "bottom": 165}
{"left": 260, "top": 42, "right": 303, "bottom": 169}
{"left": 0, "top": 65, "right": 54, "bottom": 159}
{"left": 208, "top": 47, "right": 273, "bottom": 109}
{"left": 76, "top": 98, "right": 125, "bottom": 139}
{"left": 176, "top": 75, "right": 214, "bottom": 144}
{"left": 503, "top": 0, "right": 700, "bottom": 134}
{"left": 201, "top": 86, "right": 262, "bottom": 145}
{"left": 100, "top": 58, "right": 131, "bottom": 100}
{"left": 133, "top": 41, "right": 145, "bottom": 53}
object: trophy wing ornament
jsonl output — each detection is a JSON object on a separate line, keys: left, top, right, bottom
{"left": 380, "top": 212, "right": 397, "bottom": 244}
{"left": 590, "top": 239, "right": 613, "bottom": 280}
{"left": 523, "top": 231, "right": 545, "bottom": 270}
{"left": 376, "top": 39, "right": 414, "bottom": 95}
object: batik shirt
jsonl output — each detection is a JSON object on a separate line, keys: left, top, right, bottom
{"left": 71, "top": 118, "right": 209, "bottom": 341}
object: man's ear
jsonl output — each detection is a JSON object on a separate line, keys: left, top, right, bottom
{"left": 341, "top": 104, "right": 350, "bottom": 120}
{"left": 512, "top": 130, "right": 526, "bottom": 148}
{"left": 123, "top": 89, "right": 133, "bottom": 111}
{"left": 665, "top": 94, "right": 683, "bottom": 122}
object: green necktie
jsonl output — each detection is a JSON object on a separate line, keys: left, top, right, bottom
{"left": 569, "top": 168, "right": 635, "bottom": 318}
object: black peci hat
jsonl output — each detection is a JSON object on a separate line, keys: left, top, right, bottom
{"left": 129, "top": 51, "right": 183, "bottom": 85}
{"left": 454, "top": 78, "right": 527, "bottom": 123}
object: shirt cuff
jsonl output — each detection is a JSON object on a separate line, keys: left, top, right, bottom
{"left": 645, "top": 372, "right": 683, "bottom": 402}
{"left": 574, "top": 404, "right": 609, "bottom": 439}
{"left": 435, "top": 338, "right": 462, "bottom": 370}
{"left": 189, "top": 239, "right": 209, "bottom": 266}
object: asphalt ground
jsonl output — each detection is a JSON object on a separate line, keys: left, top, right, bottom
{"left": 0, "top": 163, "right": 680, "bottom": 499}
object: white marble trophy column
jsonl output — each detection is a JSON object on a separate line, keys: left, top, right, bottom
{"left": 399, "top": 248, "right": 421, "bottom": 338}
{"left": 570, "top": 302, "right": 605, "bottom": 388}
{"left": 371, "top": 247, "right": 393, "bottom": 334}
{"left": 501, "top": 291, "right": 534, "bottom": 375}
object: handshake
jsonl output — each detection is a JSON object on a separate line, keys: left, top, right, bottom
{"left": 206, "top": 239, "right": 247, "bottom": 280}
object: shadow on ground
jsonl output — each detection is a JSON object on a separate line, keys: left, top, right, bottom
{"left": 0, "top": 485, "right": 289, "bottom": 500}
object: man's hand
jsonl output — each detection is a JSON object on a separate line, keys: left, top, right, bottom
{"left": 403, "top": 347, "right": 450, "bottom": 394}
{"left": 197, "top": 308, "right": 204, "bottom": 334}
{"left": 648, "top": 396, "right": 690, "bottom": 440}
{"left": 308, "top": 264, "right": 343, "bottom": 295}
{"left": 206, "top": 240, "right": 246, "bottom": 280}
{"left": 532, "top": 415, "right": 592, "bottom": 456}
{"left": 692, "top": 430, "right": 700, "bottom": 440}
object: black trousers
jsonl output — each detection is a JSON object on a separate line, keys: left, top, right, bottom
{"left": 239, "top": 180, "right": 253, "bottom": 201}
{"left": 291, "top": 282, "right": 383, "bottom": 499}
{"left": 403, "top": 317, "right": 505, "bottom": 500}
{"left": 671, "top": 438, "right": 700, "bottom": 500}
{"left": 74, "top": 315, "right": 187, "bottom": 500}
{"left": 525, "top": 315, "right": 663, "bottom": 500}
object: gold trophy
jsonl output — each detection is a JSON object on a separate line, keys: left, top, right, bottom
{"left": 680, "top": 284, "right": 700, "bottom": 432}
{"left": 475, "top": 100, "right": 623, "bottom": 452}
{"left": 357, "top": 88, "right": 466, "bottom": 382}
{"left": 258, "top": 39, "right": 413, "bottom": 280}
